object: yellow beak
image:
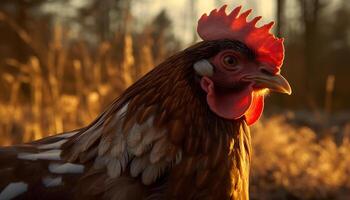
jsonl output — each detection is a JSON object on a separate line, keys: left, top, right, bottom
{"left": 244, "top": 73, "right": 292, "bottom": 95}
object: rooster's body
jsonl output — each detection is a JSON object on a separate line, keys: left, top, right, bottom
{"left": 0, "top": 4, "right": 291, "bottom": 200}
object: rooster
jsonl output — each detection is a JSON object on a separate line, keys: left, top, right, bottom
{"left": 0, "top": 4, "right": 291, "bottom": 200}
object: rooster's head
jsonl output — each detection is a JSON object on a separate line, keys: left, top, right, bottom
{"left": 192, "top": 5, "right": 291, "bottom": 125}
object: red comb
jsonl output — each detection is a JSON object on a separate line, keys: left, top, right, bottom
{"left": 197, "top": 5, "right": 284, "bottom": 68}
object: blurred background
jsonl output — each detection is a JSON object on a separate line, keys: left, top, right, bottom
{"left": 0, "top": 0, "right": 349, "bottom": 199}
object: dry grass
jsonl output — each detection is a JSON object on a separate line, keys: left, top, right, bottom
{"left": 0, "top": 24, "right": 349, "bottom": 199}
{"left": 251, "top": 117, "right": 350, "bottom": 200}
{"left": 0, "top": 23, "right": 152, "bottom": 145}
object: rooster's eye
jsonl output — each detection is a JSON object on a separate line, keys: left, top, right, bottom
{"left": 223, "top": 55, "right": 238, "bottom": 69}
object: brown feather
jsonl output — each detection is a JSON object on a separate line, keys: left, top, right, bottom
{"left": 195, "top": 169, "right": 210, "bottom": 188}
{"left": 169, "top": 119, "right": 184, "bottom": 145}
{"left": 121, "top": 116, "right": 135, "bottom": 134}
{"left": 0, "top": 40, "right": 254, "bottom": 200}
{"left": 136, "top": 105, "right": 156, "bottom": 124}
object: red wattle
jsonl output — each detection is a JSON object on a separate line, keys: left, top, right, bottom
{"left": 244, "top": 92, "right": 264, "bottom": 125}
{"left": 200, "top": 77, "right": 264, "bottom": 125}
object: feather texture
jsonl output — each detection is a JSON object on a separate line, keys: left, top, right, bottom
{"left": 0, "top": 40, "right": 254, "bottom": 200}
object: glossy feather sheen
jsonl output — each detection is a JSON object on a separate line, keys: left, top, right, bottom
{"left": 0, "top": 40, "right": 252, "bottom": 200}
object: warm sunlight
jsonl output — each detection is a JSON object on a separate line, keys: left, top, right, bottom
{"left": 0, "top": 0, "right": 349, "bottom": 199}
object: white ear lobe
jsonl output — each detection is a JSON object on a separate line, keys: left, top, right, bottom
{"left": 193, "top": 59, "right": 214, "bottom": 77}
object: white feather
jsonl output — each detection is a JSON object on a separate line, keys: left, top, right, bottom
{"left": 142, "top": 161, "right": 169, "bottom": 185}
{"left": 56, "top": 131, "right": 78, "bottom": 139}
{"left": 127, "top": 116, "right": 155, "bottom": 148}
{"left": 126, "top": 123, "right": 143, "bottom": 148}
{"left": 79, "top": 127, "right": 102, "bottom": 151}
{"left": 17, "top": 150, "right": 61, "bottom": 161}
{"left": 0, "top": 182, "right": 28, "bottom": 200}
{"left": 98, "top": 137, "right": 112, "bottom": 156}
{"left": 98, "top": 107, "right": 126, "bottom": 157}
{"left": 38, "top": 139, "right": 67, "bottom": 150}
{"left": 130, "top": 128, "right": 164, "bottom": 157}
{"left": 142, "top": 128, "right": 163, "bottom": 146}
{"left": 42, "top": 176, "right": 63, "bottom": 187}
{"left": 193, "top": 59, "right": 214, "bottom": 77}
{"left": 49, "top": 163, "right": 85, "bottom": 174}
{"left": 175, "top": 150, "right": 182, "bottom": 165}
{"left": 107, "top": 159, "right": 122, "bottom": 178}
{"left": 150, "top": 137, "right": 168, "bottom": 164}
{"left": 117, "top": 103, "right": 128, "bottom": 117}
{"left": 130, "top": 155, "right": 149, "bottom": 177}
{"left": 120, "top": 150, "right": 130, "bottom": 171}
{"left": 110, "top": 135, "right": 126, "bottom": 158}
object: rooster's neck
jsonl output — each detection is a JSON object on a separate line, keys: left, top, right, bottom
{"left": 111, "top": 54, "right": 252, "bottom": 199}
{"left": 61, "top": 51, "right": 252, "bottom": 199}
{"left": 160, "top": 119, "right": 251, "bottom": 200}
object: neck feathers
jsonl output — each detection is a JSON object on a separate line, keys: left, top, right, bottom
{"left": 60, "top": 43, "right": 252, "bottom": 199}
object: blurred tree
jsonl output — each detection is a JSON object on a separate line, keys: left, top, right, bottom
{"left": 0, "top": 0, "right": 45, "bottom": 61}
{"left": 190, "top": 0, "right": 198, "bottom": 42}
{"left": 150, "top": 10, "right": 180, "bottom": 64}
{"left": 276, "top": 0, "right": 285, "bottom": 37}
{"left": 134, "top": 29, "right": 154, "bottom": 78}
{"left": 0, "top": 0, "right": 69, "bottom": 64}
{"left": 277, "top": 0, "right": 350, "bottom": 111}
{"left": 78, "top": 0, "right": 113, "bottom": 41}
{"left": 296, "top": 0, "right": 328, "bottom": 109}
{"left": 78, "top": 0, "right": 133, "bottom": 41}
{"left": 326, "top": 0, "right": 350, "bottom": 109}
